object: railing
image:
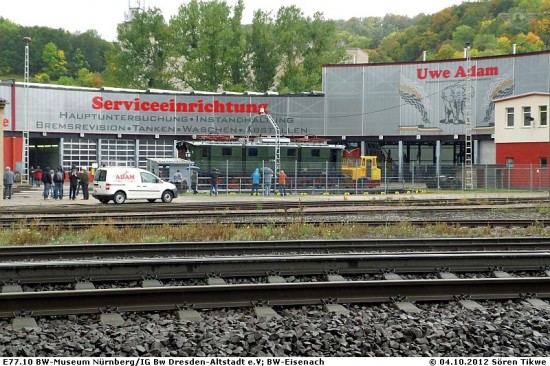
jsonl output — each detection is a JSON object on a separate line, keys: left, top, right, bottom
{"left": 186, "top": 160, "right": 550, "bottom": 195}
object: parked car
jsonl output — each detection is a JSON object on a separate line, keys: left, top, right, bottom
{"left": 92, "top": 167, "right": 178, "bottom": 204}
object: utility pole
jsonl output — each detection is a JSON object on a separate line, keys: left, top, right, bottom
{"left": 464, "top": 43, "right": 474, "bottom": 190}
{"left": 22, "top": 36, "right": 31, "bottom": 185}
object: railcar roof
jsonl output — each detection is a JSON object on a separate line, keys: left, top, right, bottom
{"left": 181, "top": 140, "right": 344, "bottom": 149}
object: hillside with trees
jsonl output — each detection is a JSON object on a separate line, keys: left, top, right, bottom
{"left": 0, "top": 0, "right": 548, "bottom": 92}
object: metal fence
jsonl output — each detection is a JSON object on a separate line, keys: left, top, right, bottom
{"left": 189, "top": 160, "right": 550, "bottom": 194}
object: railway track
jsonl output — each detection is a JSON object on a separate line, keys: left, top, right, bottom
{"left": 1, "top": 248, "right": 550, "bottom": 318}
{"left": 1, "top": 196, "right": 546, "bottom": 215}
{"left": 2, "top": 237, "right": 550, "bottom": 260}
{"left": 2, "top": 251, "right": 550, "bottom": 284}
{"left": 1, "top": 202, "right": 548, "bottom": 229}
{"left": 1, "top": 277, "right": 548, "bottom": 318}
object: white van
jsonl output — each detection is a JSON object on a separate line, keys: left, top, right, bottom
{"left": 92, "top": 167, "right": 178, "bottom": 204}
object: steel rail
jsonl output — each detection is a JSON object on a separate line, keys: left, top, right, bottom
{"left": 0, "top": 217, "right": 547, "bottom": 230}
{"left": 0, "top": 196, "right": 546, "bottom": 215}
{"left": 2, "top": 252, "right": 549, "bottom": 284}
{"left": 0, "top": 203, "right": 542, "bottom": 222}
{"left": 0, "top": 277, "right": 549, "bottom": 317}
{"left": 1, "top": 237, "right": 550, "bottom": 261}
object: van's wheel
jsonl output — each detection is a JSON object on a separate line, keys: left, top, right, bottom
{"left": 147, "top": 199, "right": 156, "bottom": 203}
{"left": 113, "top": 191, "right": 126, "bottom": 204}
{"left": 161, "top": 190, "right": 173, "bottom": 203}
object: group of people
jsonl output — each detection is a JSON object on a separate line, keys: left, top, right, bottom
{"left": 173, "top": 169, "right": 199, "bottom": 194}
{"left": 251, "top": 168, "right": 287, "bottom": 196}
{"left": 172, "top": 167, "right": 288, "bottom": 197}
{"left": 3, "top": 165, "right": 90, "bottom": 201}
{"left": 39, "top": 166, "right": 90, "bottom": 200}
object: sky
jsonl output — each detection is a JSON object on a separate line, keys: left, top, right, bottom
{"left": 0, "top": 0, "right": 467, "bottom": 42}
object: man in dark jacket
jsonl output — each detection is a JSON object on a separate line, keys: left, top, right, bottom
{"left": 210, "top": 168, "right": 219, "bottom": 196}
{"left": 79, "top": 168, "right": 90, "bottom": 200}
{"left": 53, "top": 167, "right": 65, "bottom": 200}
{"left": 68, "top": 168, "right": 80, "bottom": 200}
{"left": 42, "top": 167, "right": 53, "bottom": 200}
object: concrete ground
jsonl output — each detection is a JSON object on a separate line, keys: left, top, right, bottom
{"left": 1, "top": 183, "right": 549, "bottom": 208}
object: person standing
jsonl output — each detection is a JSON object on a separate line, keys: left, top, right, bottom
{"left": 53, "top": 167, "right": 65, "bottom": 200}
{"left": 79, "top": 168, "right": 90, "bottom": 200}
{"left": 251, "top": 168, "right": 260, "bottom": 196}
{"left": 34, "top": 166, "right": 42, "bottom": 187}
{"left": 173, "top": 169, "right": 183, "bottom": 193}
{"left": 210, "top": 168, "right": 219, "bottom": 196}
{"left": 68, "top": 168, "right": 80, "bottom": 200}
{"left": 190, "top": 170, "right": 198, "bottom": 194}
{"left": 3, "top": 167, "right": 15, "bottom": 199}
{"left": 29, "top": 166, "right": 36, "bottom": 186}
{"left": 42, "top": 167, "right": 52, "bottom": 200}
{"left": 263, "top": 168, "right": 273, "bottom": 196}
{"left": 278, "top": 169, "right": 288, "bottom": 196}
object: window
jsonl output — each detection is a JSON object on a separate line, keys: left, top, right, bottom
{"left": 222, "top": 148, "right": 232, "bottom": 156}
{"left": 137, "top": 139, "right": 174, "bottom": 169}
{"left": 506, "top": 107, "right": 514, "bottom": 127}
{"left": 287, "top": 148, "right": 297, "bottom": 157}
{"left": 248, "top": 148, "right": 258, "bottom": 157}
{"left": 540, "top": 157, "right": 548, "bottom": 168}
{"left": 523, "top": 106, "right": 532, "bottom": 127}
{"left": 100, "top": 139, "right": 136, "bottom": 167}
{"left": 540, "top": 105, "right": 548, "bottom": 127}
{"left": 311, "top": 149, "right": 320, "bottom": 157}
{"left": 201, "top": 147, "right": 209, "bottom": 158}
{"left": 505, "top": 157, "right": 514, "bottom": 168}
{"left": 141, "top": 172, "right": 159, "bottom": 183}
{"left": 62, "top": 138, "right": 97, "bottom": 170}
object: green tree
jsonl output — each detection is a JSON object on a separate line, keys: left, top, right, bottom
{"left": 107, "top": 7, "right": 170, "bottom": 89}
{"left": 301, "top": 13, "right": 346, "bottom": 90}
{"left": 274, "top": 6, "right": 309, "bottom": 92}
{"left": 73, "top": 30, "right": 113, "bottom": 72}
{"left": 169, "top": 0, "right": 237, "bottom": 91}
{"left": 225, "top": 0, "right": 247, "bottom": 91}
{"left": 434, "top": 42, "right": 458, "bottom": 60}
{"left": 41, "top": 41, "right": 68, "bottom": 79}
{"left": 451, "top": 25, "right": 476, "bottom": 49}
{"left": 68, "top": 48, "right": 90, "bottom": 78}
{"left": 248, "top": 10, "right": 280, "bottom": 91}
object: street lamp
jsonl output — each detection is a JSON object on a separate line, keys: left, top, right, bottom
{"left": 23, "top": 36, "right": 31, "bottom": 184}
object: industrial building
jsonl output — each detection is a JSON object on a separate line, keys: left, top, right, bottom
{"left": 1, "top": 50, "right": 549, "bottom": 187}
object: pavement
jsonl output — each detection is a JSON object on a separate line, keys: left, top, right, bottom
{"left": 1, "top": 183, "right": 549, "bottom": 208}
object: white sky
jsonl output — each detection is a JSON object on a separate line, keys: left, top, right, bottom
{"left": 0, "top": 0, "right": 467, "bottom": 42}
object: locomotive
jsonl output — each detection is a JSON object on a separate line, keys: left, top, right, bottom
{"left": 176, "top": 136, "right": 382, "bottom": 188}
{"left": 176, "top": 135, "right": 344, "bottom": 177}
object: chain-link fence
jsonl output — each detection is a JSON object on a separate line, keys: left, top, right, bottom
{"left": 188, "top": 160, "right": 550, "bottom": 194}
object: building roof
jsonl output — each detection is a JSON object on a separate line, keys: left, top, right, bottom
{"left": 493, "top": 92, "right": 550, "bottom": 103}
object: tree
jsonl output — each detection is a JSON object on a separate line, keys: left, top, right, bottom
{"left": 225, "top": 0, "right": 248, "bottom": 91}
{"left": 169, "top": 0, "right": 237, "bottom": 91}
{"left": 107, "top": 7, "right": 170, "bottom": 89}
{"left": 68, "top": 48, "right": 90, "bottom": 78}
{"left": 301, "top": 13, "right": 346, "bottom": 90}
{"left": 41, "top": 42, "right": 68, "bottom": 80}
{"left": 452, "top": 25, "right": 475, "bottom": 49}
{"left": 274, "top": 6, "right": 309, "bottom": 92}
{"left": 248, "top": 10, "right": 280, "bottom": 91}
{"left": 73, "top": 30, "right": 113, "bottom": 72}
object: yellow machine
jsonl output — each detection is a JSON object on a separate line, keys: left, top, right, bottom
{"left": 341, "top": 156, "right": 381, "bottom": 186}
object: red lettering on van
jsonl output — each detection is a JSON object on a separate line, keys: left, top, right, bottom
{"left": 115, "top": 174, "right": 135, "bottom": 180}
